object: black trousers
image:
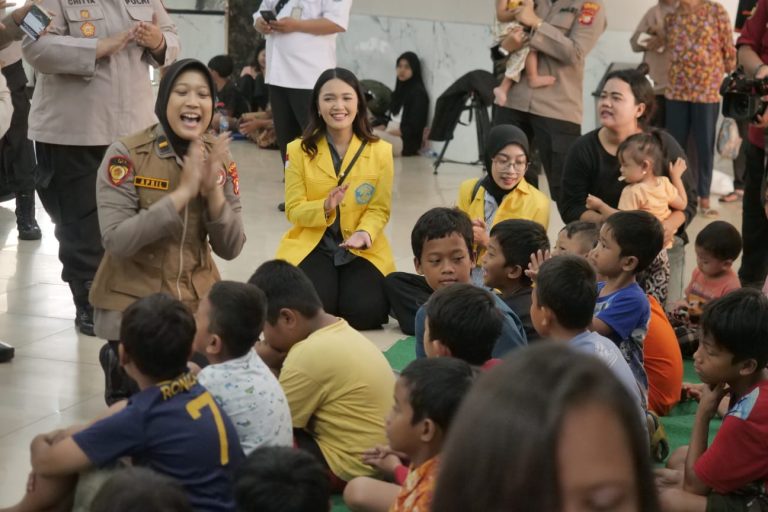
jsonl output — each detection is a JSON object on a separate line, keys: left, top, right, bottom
{"left": 298, "top": 247, "right": 389, "bottom": 330}
{"left": 493, "top": 107, "right": 581, "bottom": 203}
{"left": 733, "top": 118, "right": 748, "bottom": 191}
{"left": 35, "top": 143, "right": 106, "bottom": 284}
{"left": 739, "top": 142, "right": 768, "bottom": 287}
{"left": 0, "top": 60, "right": 35, "bottom": 193}
{"left": 383, "top": 272, "right": 433, "bottom": 335}
{"left": 268, "top": 84, "right": 312, "bottom": 163}
{"left": 665, "top": 100, "right": 719, "bottom": 199}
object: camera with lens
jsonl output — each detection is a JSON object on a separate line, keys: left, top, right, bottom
{"left": 720, "top": 67, "right": 768, "bottom": 121}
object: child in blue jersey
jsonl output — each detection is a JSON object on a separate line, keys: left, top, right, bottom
{"left": 589, "top": 210, "right": 664, "bottom": 393}
{"left": 2, "top": 294, "right": 244, "bottom": 512}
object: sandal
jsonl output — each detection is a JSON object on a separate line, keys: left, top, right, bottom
{"left": 700, "top": 208, "right": 720, "bottom": 219}
{"left": 719, "top": 190, "right": 744, "bottom": 203}
{"left": 647, "top": 410, "right": 670, "bottom": 463}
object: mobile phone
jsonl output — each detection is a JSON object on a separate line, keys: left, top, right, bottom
{"left": 260, "top": 9, "right": 277, "bottom": 22}
{"left": 19, "top": 5, "right": 52, "bottom": 41}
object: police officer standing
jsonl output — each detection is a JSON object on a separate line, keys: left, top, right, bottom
{"left": 494, "top": 0, "right": 606, "bottom": 204}
{"left": 22, "top": 0, "right": 179, "bottom": 335}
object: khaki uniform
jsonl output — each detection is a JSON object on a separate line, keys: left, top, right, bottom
{"left": 90, "top": 125, "right": 245, "bottom": 339}
{"left": 505, "top": 0, "right": 607, "bottom": 125}
{"left": 22, "top": 0, "right": 180, "bottom": 146}
{"left": 0, "top": 15, "right": 24, "bottom": 138}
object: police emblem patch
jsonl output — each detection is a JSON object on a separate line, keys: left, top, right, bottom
{"left": 228, "top": 162, "right": 240, "bottom": 195}
{"left": 80, "top": 21, "right": 95, "bottom": 37}
{"left": 355, "top": 183, "right": 375, "bottom": 205}
{"left": 578, "top": 2, "right": 599, "bottom": 25}
{"left": 108, "top": 156, "right": 132, "bottom": 186}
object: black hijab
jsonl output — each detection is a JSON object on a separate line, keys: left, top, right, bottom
{"left": 154, "top": 58, "right": 216, "bottom": 157}
{"left": 389, "top": 51, "right": 426, "bottom": 116}
{"left": 480, "top": 125, "right": 531, "bottom": 206}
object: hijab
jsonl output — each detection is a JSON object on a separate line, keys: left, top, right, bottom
{"left": 389, "top": 51, "right": 427, "bottom": 116}
{"left": 480, "top": 125, "right": 531, "bottom": 205}
{"left": 154, "top": 58, "right": 216, "bottom": 158}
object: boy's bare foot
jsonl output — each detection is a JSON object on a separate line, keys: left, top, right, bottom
{"left": 528, "top": 75, "right": 556, "bottom": 88}
{"left": 493, "top": 86, "right": 510, "bottom": 107}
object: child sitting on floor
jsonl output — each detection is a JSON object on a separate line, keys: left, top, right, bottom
{"left": 192, "top": 280, "right": 293, "bottom": 453}
{"left": 0, "top": 294, "right": 244, "bottom": 512}
{"left": 235, "top": 446, "right": 330, "bottom": 512}
{"left": 669, "top": 220, "right": 742, "bottom": 358}
{"left": 483, "top": 219, "right": 550, "bottom": 343}
{"left": 248, "top": 260, "right": 394, "bottom": 489}
{"left": 589, "top": 210, "right": 664, "bottom": 395}
{"left": 408, "top": 207, "right": 527, "bottom": 359}
{"left": 344, "top": 358, "right": 474, "bottom": 512}
{"left": 553, "top": 220, "right": 599, "bottom": 258}
{"left": 656, "top": 289, "right": 768, "bottom": 512}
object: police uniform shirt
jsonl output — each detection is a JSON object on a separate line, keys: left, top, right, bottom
{"left": 260, "top": 0, "right": 352, "bottom": 90}
{"left": 72, "top": 375, "right": 244, "bottom": 511}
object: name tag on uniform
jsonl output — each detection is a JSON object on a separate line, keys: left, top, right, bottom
{"left": 134, "top": 176, "right": 170, "bottom": 191}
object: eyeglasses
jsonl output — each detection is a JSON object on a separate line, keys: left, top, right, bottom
{"left": 493, "top": 156, "right": 529, "bottom": 174}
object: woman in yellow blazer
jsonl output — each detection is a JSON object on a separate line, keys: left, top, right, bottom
{"left": 457, "top": 125, "right": 550, "bottom": 282}
{"left": 276, "top": 68, "right": 395, "bottom": 330}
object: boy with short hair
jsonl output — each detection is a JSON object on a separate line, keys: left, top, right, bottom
{"left": 423, "top": 283, "right": 503, "bottom": 368}
{"left": 406, "top": 207, "right": 526, "bottom": 359}
{"left": 2, "top": 294, "right": 244, "bottom": 512}
{"left": 530, "top": 255, "right": 648, "bottom": 426}
{"left": 657, "top": 289, "right": 768, "bottom": 512}
{"left": 248, "top": 260, "right": 394, "bottom": 486}
{"left": 208, "top": 54, "right": 250, "bottom": 132}
{"left": 235, "top": 446, "right": 330, "bottom": 512}
{"left": 344, "top": 358, "right": 475, "bottom": 512}
{"left": 552, "top": 220, "right": 600, "bottom": 257}
{"left": 590, "top": 210, "right": 665, "bottom": 392}
{"left": 193, "top": 281, "right": 293, "bottom": 454}
{"left": 483, "top": 219, "right": 550, "bottom": 342}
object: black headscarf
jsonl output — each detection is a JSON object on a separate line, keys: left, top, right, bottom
{"left": 389, "top": 51, "right": 426, "bottom": 116}
{"left": 481, "top": 125, "right": 531, "bottom": 205}
{"left": 154, "top": 58, "right": 217, "bottom": 158}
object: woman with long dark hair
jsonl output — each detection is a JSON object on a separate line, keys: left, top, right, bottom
{"left": 433, "top": 343, "right": 661, "bottom": 512}
{"left": 373, "top": 52, "right": 429, "bottom": 157}
{"left": 275, "top": 67, "right": 394, "bottom": 330}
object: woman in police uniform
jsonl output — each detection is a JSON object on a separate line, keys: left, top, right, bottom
{"left": 91, "top": 59, "right": 245, "bottom": 403}
{"left": 276, "top": 67, "right": 394, "bottom": 330}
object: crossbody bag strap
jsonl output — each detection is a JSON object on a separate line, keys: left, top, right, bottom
{"left": 337, "top": 141, "right": 368, "bottom": 186}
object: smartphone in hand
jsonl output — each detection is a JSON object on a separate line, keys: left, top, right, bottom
{"left": 19, "top": 5, "right": 52, "bottom": 40}
{"left": 260, "top": 9, "right": 277, "bottom": 22}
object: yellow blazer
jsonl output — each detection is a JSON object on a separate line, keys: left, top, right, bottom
{"left": 276, "top": 136, "right": 395, "bottom": 276}
{"left": 457, "top": 177, "right": 551, "bottom": 263}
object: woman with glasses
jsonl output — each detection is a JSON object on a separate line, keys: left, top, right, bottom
{"left": 456, "top": 124, "right": 550, "bottom": 283}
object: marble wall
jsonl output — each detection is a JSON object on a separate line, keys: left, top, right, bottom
{"left": 336, "top": 14, "right": 646, "bottom": 161}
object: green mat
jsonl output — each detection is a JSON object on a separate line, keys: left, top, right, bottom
{"left": 329, "top": 337, "right": 720, "bottom": 510}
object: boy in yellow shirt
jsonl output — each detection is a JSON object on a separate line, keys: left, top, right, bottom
{"left": 248, "top": 260, "right": 395, "bottom": 490}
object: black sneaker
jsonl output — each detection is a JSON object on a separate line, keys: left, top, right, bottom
{"left": 18, "top": 220, "right": 42, "bottom": 241}
{"left": 99, "top": 342, "right": 139, "bottom": 405}
{"left": 75, "top": 305, "right": 95, "bottom": 336}
{"left": 0, "top": 341, "right": 14, "bottom": 363}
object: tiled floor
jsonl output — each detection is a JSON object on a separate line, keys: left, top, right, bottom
{"left": 0, "top": 140, "right": 743, "bottom": 505}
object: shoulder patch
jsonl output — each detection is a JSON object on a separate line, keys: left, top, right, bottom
{"left": 228, "top": 162, "right": 240, "bottom": 196}
{"left": 578, "top": 2, "right": 600, "bottom": 25}
{"left": 107, "top": 156, "right": 133, "bottom": 186}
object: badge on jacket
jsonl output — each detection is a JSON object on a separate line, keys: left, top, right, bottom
{"left": 578, "top": 2, "right": 600, "bottom": 25}
{"left": 108, "top": 156, "right": 132, "bottom": 186}
{"left": 80, "top": 21, "right": 96, "bottom": 37}
{"left": 228, "top": 162, "right": 240, "bottom": 196}
{"left": 355, "top": 183, "right": 375, "bottom": 205}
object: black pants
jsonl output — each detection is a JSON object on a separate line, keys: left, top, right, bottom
{"left": 493, "top": 107, "right": 581, "bottom": 203}
{"left": 665, "top": 100, "right": 719, "bottom": 199}
{"left": 298, "top": 248, "right": 389, "bottom": 330}
{"left": 383, "top": 272, "right": 433, "bottom": 335}
{"left": 733, "top": 118, "right": 749, "bottom": 191}
{"left": 268, "top": 85, "right": 312, "bottom": 163}
{"left": 35, "top": 143, "right": 106, "bottom": 284}
{"left": 0, "top": 60, "right": 35, "bottom": 193}
{"left": 739, "top": 142, "right": 768, "bottom": 287}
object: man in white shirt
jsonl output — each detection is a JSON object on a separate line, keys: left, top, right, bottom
{"left": 254, "top": 0, "right": 353, "bottom": 211}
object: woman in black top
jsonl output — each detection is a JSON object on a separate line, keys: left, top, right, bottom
{"left": 237, "top": 42, "right": 269, "bottom": 111}
{"left": 373, "top": 52, "right": 429, "bottom": 156}
{"left": 559, "top": 66, "right": 698, "bottom": 302}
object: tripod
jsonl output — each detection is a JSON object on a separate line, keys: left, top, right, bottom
{"left": 433, "top": 92, "right": 490, "bottom": 175}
